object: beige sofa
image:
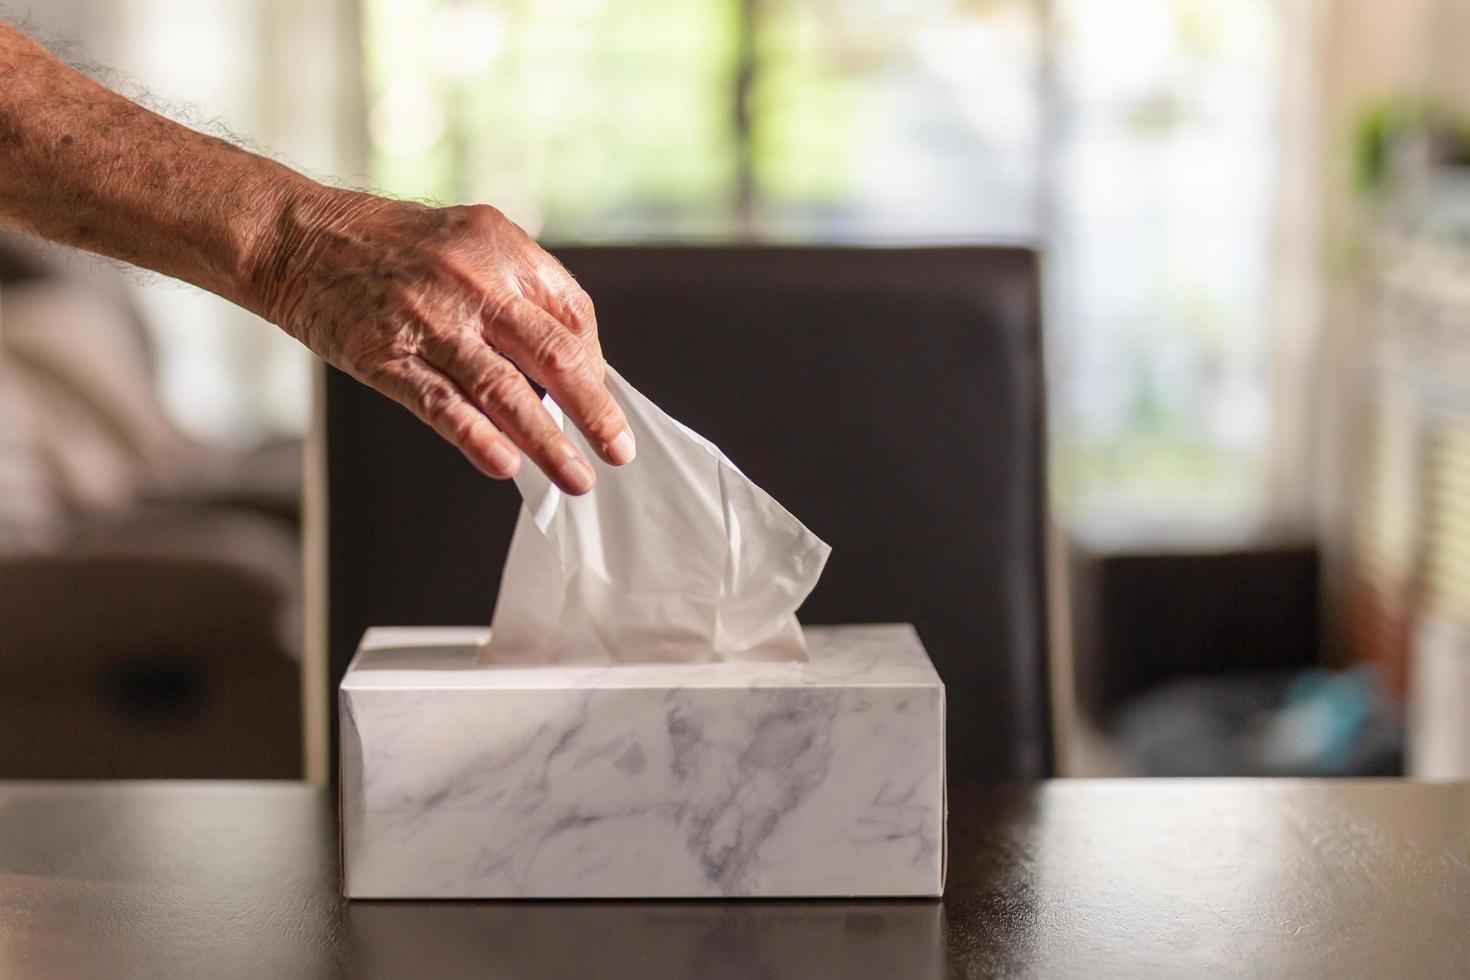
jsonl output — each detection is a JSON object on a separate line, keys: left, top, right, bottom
{"left": 0, "top": 231, "right": 301, "bottom": 778}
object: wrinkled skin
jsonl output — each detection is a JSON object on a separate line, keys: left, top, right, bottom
{"left": 0, "top": 21, "right": 632, "bottom": 495}
{"left": 260, "top": 193, "right": 635, "bottom": 494}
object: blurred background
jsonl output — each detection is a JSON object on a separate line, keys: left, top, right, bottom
{"left": 3, "top": 0, "right": 1469, "bottom": 782}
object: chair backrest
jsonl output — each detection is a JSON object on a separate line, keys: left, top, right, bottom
{"left": 325, "top": 245, "right": 1051, "bottom": 782}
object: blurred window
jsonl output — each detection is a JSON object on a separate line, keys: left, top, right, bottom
{"left": 366, "top": 0, "right": 1282, "bottom": 525}
{"left": 1049, "top": 0, "right": 1280, "bottom": 528}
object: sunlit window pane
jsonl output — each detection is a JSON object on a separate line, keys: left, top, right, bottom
{"left": 1048, "top": 0, "right": 1280, "bottom": 524}
{"left": 363, "top": 0, "right": 1283, "bottom": 524}
{"left": 366, "top": 0, "right": 742, "bottom": 237}
{"left": 754, "top": 0, "right": 1042, "bottom": 237}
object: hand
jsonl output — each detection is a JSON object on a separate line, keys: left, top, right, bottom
{"left": 256, "top": 189, "right": 634, "bottom": 494}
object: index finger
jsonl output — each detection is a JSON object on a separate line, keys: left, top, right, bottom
{"left": 530, "top": 257, "right": 602, "bottom": 365}
{"left": 483, "top": 298, "right": 635, "bottom": 467}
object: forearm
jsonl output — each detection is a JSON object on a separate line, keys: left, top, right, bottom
{"left": 0, "top": 22, "right": 633, "bottom": 493}
{"left": 0, "top": 22, "right": 327, "bottom": 310}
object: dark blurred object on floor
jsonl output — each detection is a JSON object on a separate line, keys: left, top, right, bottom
{"left": 0, "top": 229, "right": 301, "bottom": 778}
{"left": 1113, "top": 665, "right": 1403, "bottom": 777}
{"left": 1068, "top": 532, "right": 1401, "bottom": 776}
{"left": 1071, "top": 535, "right": 1322, "bottom": 719}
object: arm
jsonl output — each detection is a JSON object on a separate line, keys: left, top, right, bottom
{"left": 0, "top": 23, "right": 634, "bottom": 494}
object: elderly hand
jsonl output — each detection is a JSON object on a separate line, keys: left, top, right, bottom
{"left": 0, "top": 22, "right": 629, "bottom": 493}
{"left": 257, "top": 191, "right": 634, "bottom": 495}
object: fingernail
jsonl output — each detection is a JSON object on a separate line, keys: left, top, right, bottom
{"left": 557, "top": 446, "right": 595, "bottom": 495}
{"left": 485, "top": 441, "right": 520, "bottom": 477}
{"left": 605, "top": 429, "right": 637, "bottom": 466}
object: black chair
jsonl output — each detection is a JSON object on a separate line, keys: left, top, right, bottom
{"left": 325, "top": 245, "right": 1050, "bottom": 783}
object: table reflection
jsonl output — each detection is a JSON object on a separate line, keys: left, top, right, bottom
{"left": 347, "top": 899, "right": 944, "bottom": 980}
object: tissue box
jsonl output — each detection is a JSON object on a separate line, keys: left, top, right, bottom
{"left": 340, "top": 624, "right": 945, "bottom": 899}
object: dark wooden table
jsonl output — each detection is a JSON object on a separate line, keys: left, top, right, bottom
{"left": 1, "top": 780, "right": 1466, "bottom": 978}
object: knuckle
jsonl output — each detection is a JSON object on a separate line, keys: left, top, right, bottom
{"left": 585, "top": 400, "right": 623, "bottom": 436}
{"left": 497, "top": 401, "right": 526, "bottom": 432}
{"left": 534, "top": 332, "right": 589, "bottom": 380}
{"left": 524, "top": 430, "right": 567, "bottom": 462}
{"left": 448, "top": 412, "right": 481, "bottom": 449}
{"left": 463, "top": 203, "right": 505, "bottom": 234}
{"left": 480, "top": 290, "right": 517, "bottom": 329}
{"left": 481, "top": 295, "right": 528, "bottom": 342}
{"left": 470, "top": 364, "right": 526, "bottom": 412}
{"left": 419, "top": 383, "right": 457, "bottom": 428}
{"left": 563, "top": 288, "right": 596, "bottom": 331}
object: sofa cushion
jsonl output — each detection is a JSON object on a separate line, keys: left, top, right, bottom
{"left": 0, "top": 280, "right": 199, "bottom": 515}
{"left": 0, "top": 360, "right": 65, "bottom": 554}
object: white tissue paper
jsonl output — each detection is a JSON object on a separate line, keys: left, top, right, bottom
{"left": 484, "top": 365, "right": 831, "bottom": 665}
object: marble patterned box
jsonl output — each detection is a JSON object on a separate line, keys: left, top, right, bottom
{"left": 340, "top": 624, "right": 946, "bottom": 899}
